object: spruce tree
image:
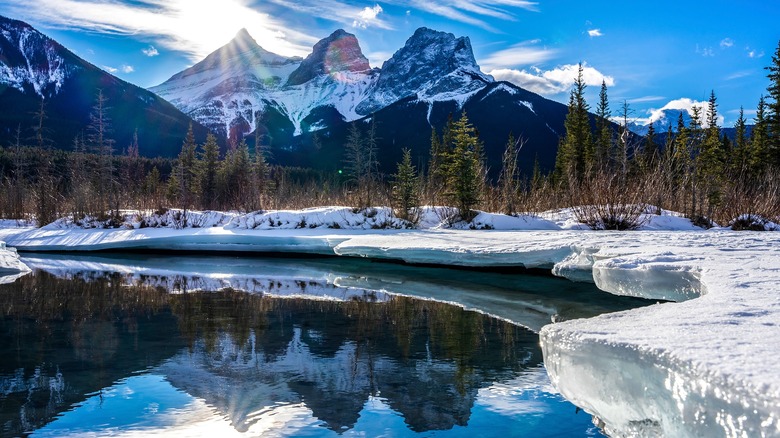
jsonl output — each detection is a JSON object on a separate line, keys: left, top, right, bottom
{"left": 176, "top": 123, "right": 199, "bottom": 213}
{"left": 751, "top": 95, "right": 770, "bottom": 174}
{"left": 444, "top": 113, "right": 482, "bottom": 221}
{"left": 554, "top": 64, "right": 593, "bottom": 183}
{"left": 392, "top": 148, "right": 419, "bottom": 222}
{"left": 595, "top": 79, "right": 612, "bottom": 170}
{"left": 498, "top": 133, "right": 521, "bottom": 215}
{"left": 641, "top": 122, "right": 658, "bottom": 173}
{"left": 733, "top": 107, "right": 749, "bottom": 172}
{"left": 698, "top": 91, "right": 724, "bottom": 216}
{"left": 766, "top": 40, "right": 780, "bottom": 167}
{"left": 199, "top": 133, "right": 219, "bottom": 209}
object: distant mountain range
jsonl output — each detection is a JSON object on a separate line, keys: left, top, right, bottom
{"left": 0, "top": 16, "right": 608, "bottom": 175}
{"left": 0, "top": 15, "right": 209, "bottom": 156}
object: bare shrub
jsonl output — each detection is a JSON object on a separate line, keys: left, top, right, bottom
{"left": 568, "top": 170, "right": 649, "bottom": 230}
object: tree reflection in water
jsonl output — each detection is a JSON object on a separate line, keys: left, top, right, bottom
{"left": 0, "top": 269, "right": 579, "bottom": 436}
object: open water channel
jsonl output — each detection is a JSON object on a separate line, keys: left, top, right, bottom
{"left": 0, "top": 253, "right": 654, "bottom": 437}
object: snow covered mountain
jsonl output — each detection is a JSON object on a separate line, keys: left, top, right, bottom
{"left": 0, "top": 15, "right": 209, "bottom": 156}
{"left": 151, "top": 27, "right": 496, "bottom": 143}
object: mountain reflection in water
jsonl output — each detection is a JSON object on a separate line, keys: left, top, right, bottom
{"left": 0, "top": 255, "right": 639, "bottom": 436}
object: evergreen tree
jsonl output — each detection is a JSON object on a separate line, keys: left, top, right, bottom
{"left": 199, "top": 133, "right": 220, "bottom": 209}
{"left": 641, "top": 122, "right": 658, "bottom": 172}
{"left": 554, "top": 63, "right": 593, "bottom": 183}
{"left": 594, "top": 79, "right": 612, "bottom": 170}
{"left": 766, "top": 40, "right": 780, "bottom": 167}
{"left": 443, "top": 113, "right": 483, "bottom": 221}
{"left": 392, "top": 148, "right": 419, "bottom": 222}
{"left": 175, "top": 123, "right": 199, "bottom": 214}
{"left": 733, "top": 107, "right": 749, "bottom": 172}
{"left": 750, "top": 95, "right": 770, "bottom": 174}
{"left": 87, "top": 89, "right": 116, "bottom": 217}
{"left": 698, "top": 90, "right": 724, "bottom": 216}
{"left": 498, "top": 133, "right": 521, "bottom": 215}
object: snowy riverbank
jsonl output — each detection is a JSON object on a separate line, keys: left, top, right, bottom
{"left": 0, "top": 207, "right": 779, "bottom": 436}
{"left": 0, "top": 241, "right": 30, "bottom": 283}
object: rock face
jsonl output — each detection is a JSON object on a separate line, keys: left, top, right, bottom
{"left": 0, "top": 15, "right": 209, "bottom": 156}
{"left": 356, "top": 27, "right": 493, "bottom": 114}
{"left": 286, "top": 29, "right": 371, "bottom": 86}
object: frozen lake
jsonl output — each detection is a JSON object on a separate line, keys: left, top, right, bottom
{"left": 0, "top": 253, "right": 654, "bottom": 437}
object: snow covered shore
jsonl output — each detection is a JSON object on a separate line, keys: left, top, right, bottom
{"left": 0, "top": 241, "right": 30, "bottom": 283}
{"left": 1, "top": 207, "right": 779, "bottom": 436}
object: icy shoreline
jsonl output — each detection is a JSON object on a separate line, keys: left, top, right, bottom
{"left": 0, "top": 241, "right": 31, "bottom": 283}
{"left": 1, "top": 211, "right": 779, "bottom": 436}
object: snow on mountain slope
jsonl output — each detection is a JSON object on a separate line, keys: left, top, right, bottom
{"left": 358, "top": 27, "right": 493, "bottom": 114}
{"left": 151, "top": 27, "right": 494, "bottom": 140}
{"left": 0, "top": 16, "right": 77, "bottom": 97}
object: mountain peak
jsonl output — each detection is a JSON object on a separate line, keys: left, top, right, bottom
{"left": 232, "top": 28, "right": 255, "bottom": 44}
{"left": 286, "top": 29, "right": 370, "bottom": 86}
{"left": 355, "top": 27, "right": 491, "bottom": 114}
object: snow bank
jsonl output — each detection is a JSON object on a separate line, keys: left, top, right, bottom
{"left": 0, "top": 241, "right": 30, "bottom": 283}
{"left": 1, "top": 207, "right": 780, "bottom": 436}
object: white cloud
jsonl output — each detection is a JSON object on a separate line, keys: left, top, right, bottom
{"left": 720, "top": 38, "right": 734, "bottom": 48}
{"left": 0, "top": 0, "right": 318, "bottom": 61}
{"left": 353, "top": 4, "right": 383, "bottom": 29}
{"left": 480, "top": 40, "right": 557, "bottom": 71}
{"left": 102, "top": 65, "right": 118, "bottom": 73}
{"left": 637, "top": 98, "right": 724, "bottom": 128}
{"left": 489, "top": 63, "right": 614, "bottom": 96}
{"left": 142, "top": 45, "right": 159, "bottom": 57}
{"left": 121, "top": 64, "right": 134, "bottom": 73}
{"left": 587, "top": 29, "right": 603, "bottom": 37}
{"left": 403, "top": 0, "right": 538, "bottom": 31}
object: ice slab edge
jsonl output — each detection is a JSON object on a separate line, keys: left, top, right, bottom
{"left": 540, "top": 328, "right": 780, "bottom": 437}
{"left": 0, "top": 241, "right": 31, "bottom": 283}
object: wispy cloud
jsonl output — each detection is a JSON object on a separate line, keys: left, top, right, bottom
{"left": 403, "top": 0, "right": 539, "bottom": 31}
{"left": 587, "top": 29, "right": 603, "bottom": 37}
{"left": 490, "top": 63, "right": 614, "bottom": 96}
{"left": 102, "top": 65, "right": 118, "bottom": 73}
{"left": 696, "top": 44, "right": 715, "bottom": 57}
{"left": 121, "top": 64, "right": 134, "bottom": 73}
{"left": 725, "top": 70, "right": 752, "bottom": 81}
{"left": 720, "top": 38, "right": 734, "bottom": 48}
{"left": 0, "top": 0, "right": 318, "bottom": 61}
{"left": 267, "top": 0, "right": 393, "bottom": 30}
{"left": 480, "top": 39, "right": 557, "bottom": 71}
{"left": 627, "top": 95, "right": 665, "bottom": 104}
{"left": 142, "top": 45, "right": 159, "bottom": 57}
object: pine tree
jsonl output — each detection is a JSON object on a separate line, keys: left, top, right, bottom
{"left": 392, "top": 148, "right": 419, "bottom": 222}
{"left": 733, "top": 107, "right": 749, "bottom": 172}
{"left": 87, "top": 89, "right": 116, "bottom": 217}
{"left": 698, "top": 90, "right": 724, "bottom": 216}
{"left": 594, "top": 79, "right": 612, "bottom": 170}
{"left": 750, "top": 95, "right": 770, "bottom": 174}
{"left": 498, "top": 133, "right": 521, "bottom": 215}
{"left": 199, "top": 133, "right": 220, "bottom": 209}
{"left": 555, "top": 63, "right": 594, "bottom": 183}
{"left": 766, "top": 40, "right": 780, "bottom": 167}
{"left": 443, "top": 113, "right": 483, "bottom": 221}
{"left": 175, "top": 123, "right": 199, "bottom": 217}
{"left": 641, "top": 122, "right": 658, "bottom": 173}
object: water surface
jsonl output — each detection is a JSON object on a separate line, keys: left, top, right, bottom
{"left": 0, "top": 254, "right": 652, "bottom": 437}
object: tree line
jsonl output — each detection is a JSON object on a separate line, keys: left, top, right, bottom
{"left": 1, "top": 41, "right": 780, "bottom": 229}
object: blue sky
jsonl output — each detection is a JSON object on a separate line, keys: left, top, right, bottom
{"left": 1, "top": 0, "right": 778, "bottom": 126}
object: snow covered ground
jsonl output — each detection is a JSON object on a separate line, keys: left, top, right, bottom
{"left": 1, "top": 206, "right": 779, "bottom": 436}
{"left": 0, "top": 241, "right": 30, "bottom": 283}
